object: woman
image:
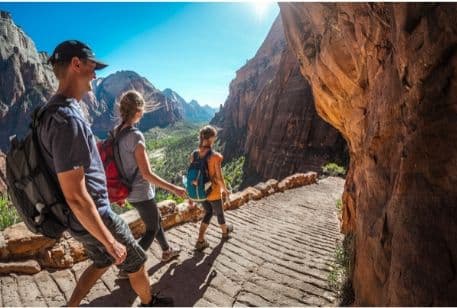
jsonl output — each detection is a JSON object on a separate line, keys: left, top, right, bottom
{"left": 194, "top": 125, "right": 233, "bottom": 251}
{"left": 116, "top": 90, "right": 186, "bottom": 277}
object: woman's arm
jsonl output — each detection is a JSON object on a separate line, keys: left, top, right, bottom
{"left": 134, "top": 143, "right": 186, "bottom": 197}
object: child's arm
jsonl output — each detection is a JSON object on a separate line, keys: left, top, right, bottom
{"left": 214, "top": 156, "right": 229, "bottom": 196}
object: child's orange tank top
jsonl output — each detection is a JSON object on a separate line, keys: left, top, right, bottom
{"left": 199, "top": 149, "right": 223, "bottom": 201}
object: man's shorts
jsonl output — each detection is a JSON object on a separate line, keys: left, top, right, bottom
{"left": 69, "top": 210, "right": 147, "bottom": 273}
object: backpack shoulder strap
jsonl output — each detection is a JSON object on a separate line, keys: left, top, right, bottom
{"left": 112, "top": 125, "right": 140, "bottom": 184}
{"left": 32, "top": 101, "right": 71, "bottom": 129}
{"left": 192, "top": 150, "right": 199, "bottom": 162}
{"left": 203, "top": 149, "right": 213, "bottom": 161}
{"left": 115, "top": 125, "right": 138, "bottom": 142}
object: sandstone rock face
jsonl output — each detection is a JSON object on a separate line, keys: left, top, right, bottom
{"left": 0, "top": 259, "right": 40, "bottom": 275}
{"left": 86, "top": 71, "right": 182, "bottom": 139}
{"left": 243, "top": 46, "right": 347, "bottom": 186}
{"left": 0, "top": 11, "right": 57, "bottom": 151}
{"left": 280, "top": 3, "right": 457, "bottom": 305}
{"left": 211, "top": 16, "right": 287, "bottom": 161}
{"left": 211, "top": 15, "right": 347, "bottom": 185}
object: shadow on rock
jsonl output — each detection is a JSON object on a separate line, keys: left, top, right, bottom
{"left": 84, "top": 260, "right": 168, "bottom": 307}
{"left": 152, "top": 241, "right": 225, "bottom": 306}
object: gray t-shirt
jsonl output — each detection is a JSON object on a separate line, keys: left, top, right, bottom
{"left": 38, "top": 94, "right": 111, "bottom": 232}
{"left": 117, "top": 128, "right": 155, "bottom": 203}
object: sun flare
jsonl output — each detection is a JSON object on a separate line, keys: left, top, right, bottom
{"left": 250, "top": 1, "right": 273, "bottom": 20}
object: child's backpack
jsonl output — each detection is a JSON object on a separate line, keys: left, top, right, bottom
{"left": 97, "top": 127, "right": 139, "bottom": 204}
{"left": 185, "top": 149, "right": 213, "bottom": 201}
{"left": 2, "top": 102, "right": 71, "bottom": 239}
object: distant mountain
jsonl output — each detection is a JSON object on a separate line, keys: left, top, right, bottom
{"left": 84, "top": 71, "right": 182, "bottom": 139}
{"left": 0, "top": 10, "right": 213, "bottom": 149}
{"left": 162, "top": 88, "right": 216, "bottom": 123}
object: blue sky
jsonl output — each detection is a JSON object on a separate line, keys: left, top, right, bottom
{"left": 1, "top": 2, "right": 279, "bottom": 108}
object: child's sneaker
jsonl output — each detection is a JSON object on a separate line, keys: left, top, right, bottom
{"left": 195, "top": 239, "right": 210, "bottom": 251}
{"left": 222, "top": 224, "right": 233, "bottom": 240}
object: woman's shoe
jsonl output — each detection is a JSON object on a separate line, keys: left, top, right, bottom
{"left": 161, "top": 245, "right": 181, "bottom": 262}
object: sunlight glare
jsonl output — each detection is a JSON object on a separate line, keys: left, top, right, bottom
{"left": 250, "top": 1, "right": 273, "bottom": 20}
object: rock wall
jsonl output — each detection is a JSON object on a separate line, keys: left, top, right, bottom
{"left": 0, "top": 11, "right": 57, "bottom": 151}
{"left": 243, "top": 45, "right": 347, "bottom": 186}
{"left": 280, "top": 3, "right": 457, "bottom": 305}
{"left": 211, "top": 16, "right": 287, "bottom": 162}
{"left": 212, "top": 15, "right": 347, "bottom": 185}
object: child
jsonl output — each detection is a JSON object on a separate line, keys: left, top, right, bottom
{"left": 194, "top": 125, "right": 233, "bottom": 251}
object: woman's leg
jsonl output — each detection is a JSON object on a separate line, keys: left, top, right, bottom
{"left": 149, "top": 199, "right": 170, "bottom": 251}
{"left": 131, "top": 199, "right": 159, "bottom": 251}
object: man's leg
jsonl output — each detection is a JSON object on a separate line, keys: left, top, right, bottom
{"left": 128, "top": 265, "right": 152, "bottom": 305}
{"left": 68, "top": 264, "right": 110, "bottom": 307}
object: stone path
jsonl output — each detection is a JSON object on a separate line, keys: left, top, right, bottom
{"left": 0, "top": 177, "right": 344, "bottom": 307}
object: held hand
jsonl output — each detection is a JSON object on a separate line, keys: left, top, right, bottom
{"left": 106, "top": 240, "right": 127, "bottom": 265}
{"left": 116, "top": 199, "right": 126, "bottom": 208}
{"left": 188, "top": 199, "right": 196, "bottom": 209}
{"left": 221, "top": 187, "right": 230, "bottom": 198}
{"left": 173, "top": 186, "right": 187, "bottom": 198}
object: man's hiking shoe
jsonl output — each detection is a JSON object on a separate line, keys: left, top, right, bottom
{"left": 222, "top": 224, "right": 234, "bottom": 240}
{"left": 117, "top": 270, "right": 129, "bottom": 280}
{"left": 161, "top": 245, "right": 181, "bottom": 262}
{"left": 195, "top": 239, "right": 210, "bottom": 251}
{"left": 139, "top": 293, "right": 174, "bottom": 307}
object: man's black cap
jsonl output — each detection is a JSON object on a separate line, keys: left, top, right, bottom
{"left": 48, "top": 40, "right": 108, "bottom": 70}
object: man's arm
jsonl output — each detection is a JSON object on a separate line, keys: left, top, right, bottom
{"left": 57, "top": 167, "right": 126, "bottom": 265}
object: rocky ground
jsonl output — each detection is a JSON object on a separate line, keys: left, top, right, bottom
{"left": 0, "top": 177, "right": 344, "bottom": 307}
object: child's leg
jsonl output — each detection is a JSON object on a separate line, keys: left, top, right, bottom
{"left": 211, "top": 200, "right": 228, "bottom": 234}
{"left": 198, "top": 201, "right": 213, "bottom": 241}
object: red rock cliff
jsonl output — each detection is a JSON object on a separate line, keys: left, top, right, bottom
{"left": 211, "top": 16, "right": 287, "bottom": 161}
{"left": 213, "top": 15, "right": 347, "bottom": 185}
{"left": 280, "top": 3, "right": 457, "bottom": 305}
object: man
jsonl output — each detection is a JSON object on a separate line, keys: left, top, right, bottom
{"left": 40, "top": 40, "right": 172, "bottom": 307}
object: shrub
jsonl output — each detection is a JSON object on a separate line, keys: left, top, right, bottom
{"left": 336, "top": 199, "right": 343, "bottom": 212}
{"left": 328, "top": 234, "right": 355, "bottom": 306}
{"left": 0, "top": 194, "right": 21, "bottom": 230}
{"left": 110, "top": 201, "right": 134, "bottom": 215}
{"left": 222, "top": 156, "right": 245, "bottom": 193}
{"left": 322, "top": 162, "right": 346, "bottom": 177}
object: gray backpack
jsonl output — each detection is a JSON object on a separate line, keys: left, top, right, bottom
{"left": 1, "top": 102, "right": 71, "bottom": 239}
